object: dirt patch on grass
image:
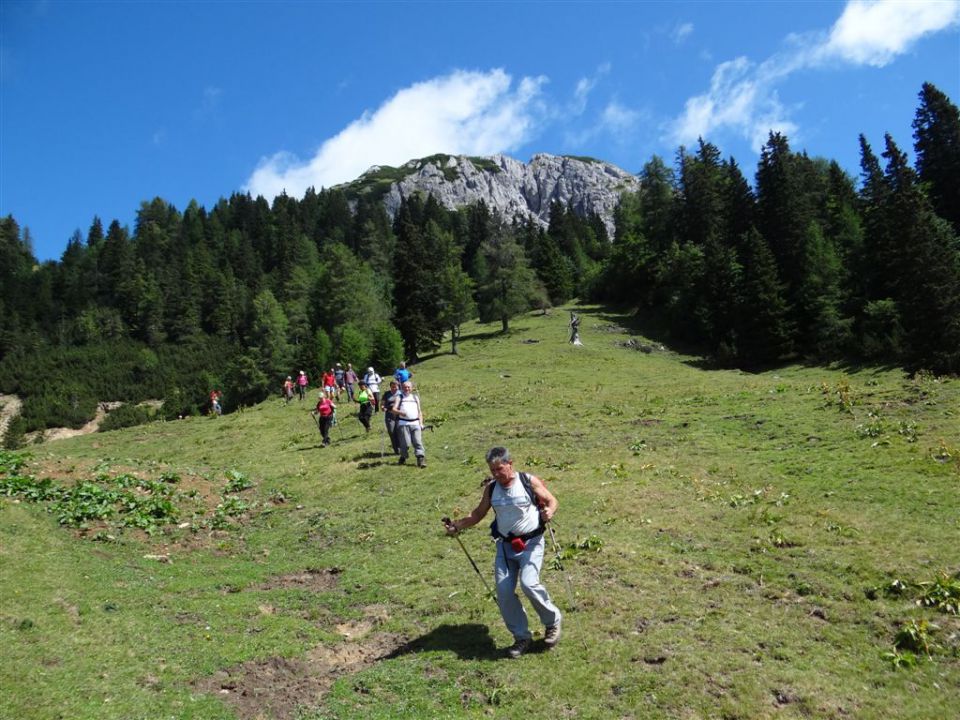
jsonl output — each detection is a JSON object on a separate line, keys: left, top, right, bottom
{"left": 0, "top": 393, "right": 23, "bottom": 438}
{"left": 197, "top": 631, "right": 406, "bottom": 720}
{"left": 255, "top": 567, "right": 342, "bottom": 592}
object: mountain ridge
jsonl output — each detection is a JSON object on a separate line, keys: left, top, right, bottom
{"left": 338, "top": 152, "right": 641, "bottom": 235}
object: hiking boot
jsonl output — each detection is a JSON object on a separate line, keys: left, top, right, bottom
{"left": 398, "top": 456, "right": 406, "bottom": 465}
{"left": 506, "top": 637, "right": 532, "bottom": 659}
{"left": 544, "top": 622, "right": 562, "bottom": 648}
{"left": 416, "top": 456, "right": 426, "bottom": 468}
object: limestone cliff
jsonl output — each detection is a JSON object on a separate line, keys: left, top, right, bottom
{"left": 340, "top": 153, "right": 639, "bottom": 236}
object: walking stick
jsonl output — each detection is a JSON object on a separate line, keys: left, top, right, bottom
{"left": 546, "top": 523, "right": 577, "bottom": 611}
{"left": 332, "top": 408, "right": 345, "bottom": 441}
{"left": 442, "top": 518, "right": 494, "bottom": 598}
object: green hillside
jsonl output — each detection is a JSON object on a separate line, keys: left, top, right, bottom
{"left": 1, "top": 306, "right": 958, "bottom": 719}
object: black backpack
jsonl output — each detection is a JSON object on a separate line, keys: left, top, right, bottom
{"left": 486, "top": 472, "right": 545, "bottom": 540}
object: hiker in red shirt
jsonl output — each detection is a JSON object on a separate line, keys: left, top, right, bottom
{"left": 313, "top": 395, "right": 336, "bottom": 446}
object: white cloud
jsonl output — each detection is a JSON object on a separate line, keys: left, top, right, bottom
{"left": 670, "top": 57, "right": 799, "bottom": 151}
{"left": 821, "top": 0, "right": 960, "bottom": 66}
{"left": 667, "top": 0, "right": 960, "bottom": 149}
{"left": 602, "top": 101, "right": 642, "bottom": 135}
{"left": 245, "top": 69, "right": 547, "bottom": 200}
{"left": 671, "top": 22, "right": 694, "bottom": 44}
{"left": 571, "top": 63, "right": 611, "bottom": 115}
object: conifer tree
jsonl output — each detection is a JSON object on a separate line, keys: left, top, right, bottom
{"left": 912, "top": 82, "right": 960, "bottom": 232}
{"left": 736, "top": 228, "right": 793, "bottom": 365}
{"left": 476, "top": 219, "right": 546, "bottom": 333}
{"left": 522, "top": 219, "right": 574, "bottom": 305}
{"left": 391, "top": 197, "right": 449, "bottom": 359}
{"left": 880, "top": 134, "right": 960, "bottom": 372}
{"left": 249, "top": 289, "right": 293, "bottom": 378}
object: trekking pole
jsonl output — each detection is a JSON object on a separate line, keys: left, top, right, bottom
{"left": 333, "top": 408, "right": 345, "bottom": 441}
{"left": 546, "top": 523, "right": 577, "bottom": 611}
{"left": 379, "top": 419, "right": 385, "bottom": 459}
{"left": 442, "top": 518, "right": 494, "bottom": 598}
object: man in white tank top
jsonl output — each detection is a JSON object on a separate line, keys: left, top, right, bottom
{"left": 443, "top": 446, "right": 562, "bottom": 658}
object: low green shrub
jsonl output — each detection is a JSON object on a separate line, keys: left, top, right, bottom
{"left": 99, "top": 404, "right": 154, "bottom": 432}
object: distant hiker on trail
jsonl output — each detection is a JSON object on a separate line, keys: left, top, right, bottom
{"left": 322, "top": 368, "right": 337, "bottom": 400}
{"left": 356, "top": 381, "right": 373, "bottom": 433}
{"left": 443, "top": 446, "right": 562, "bottom": 658}
{"left": 297, "top": 370, "right": 309, "bottom": 401}
{"left": 344, "top": 363, "right": 359, "bottom": 403}
{"left": 282, "top": 376, "right": 295, "bottom": 404}
{"left": 392, "top": 380, "right": 425, "bottom": 467}
{"left": 381, "top": 380, "right": 402, "bottom": 455}
{"left": 394, "top": 361, "right": 412, "bottom": 385}
{"left": 569, "top": 312, "right": 582, "bottom": 346}
{"left": 363, "top": 367, "right": 382, "bottom": 412}
{"left": 209, "top": 390, "right": 223, "bottom": 416}
{"left": 313, "top": 394, "right": 336, "bottom": 446}
{"left": 334, "top": 363, "right": 346, "bottom": 401}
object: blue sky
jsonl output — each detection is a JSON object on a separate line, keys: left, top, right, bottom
{"left": 2, "top": 0, "right": 958, "bottom": 261}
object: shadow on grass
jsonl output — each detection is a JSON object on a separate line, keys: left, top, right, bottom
{"left": 294, "top": 443, "right": 331, "bottom": 452}
{"left": 385, "top": 623, "right": 503, "bottom": 661}
{"left": 582, "top": 302, "right": 909, "bottom": 376}
{"left": 457, "top": 325, "right": 532, "bottom": 344}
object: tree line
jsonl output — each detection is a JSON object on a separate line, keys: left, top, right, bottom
{"left": 1, "top": 82, "right": 958, "bottom": 440}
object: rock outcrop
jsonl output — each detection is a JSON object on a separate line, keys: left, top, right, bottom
{"left": 343, "top": 153, "right": 640, "bottom": 237}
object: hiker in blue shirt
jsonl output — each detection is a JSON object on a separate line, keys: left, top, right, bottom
{"left": 394, "top": 361, "right": 412, "bottom": 385}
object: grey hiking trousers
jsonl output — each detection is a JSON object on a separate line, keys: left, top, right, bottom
{"left": 494, "top": 535, "right": 561, "bottom": 641}
{"left": 397, "top": 423, "right": 425, "bottom": 460}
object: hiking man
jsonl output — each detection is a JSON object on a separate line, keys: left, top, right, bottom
{"left": 381, "top": 380, "right": 402, "bottom": 455}
{"left": 391, "top": 380, "right": 425, "bottom": 467}
{"left": 394, "top": 361, "right": 412, "bottom": 385}
{"left": 334, "top": 363, "right": 346, "bottom": 401}
{"left": 443, "top": 446, "right": 562, "bottom": 658}
{"left": 344, "top": 363, "right": 358, "bottom": 402}
{"left": 363, "top": 367, "right": 382, "bottom": 412}
{"left": 296, "top": 370, "right": 309, "bottom": 401}
{"left": 313, "top": 394, "right": 336, "bottom": 446}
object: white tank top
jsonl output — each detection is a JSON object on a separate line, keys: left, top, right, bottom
{"left": 491, "top": 475, "right": 539, "bottom": 537}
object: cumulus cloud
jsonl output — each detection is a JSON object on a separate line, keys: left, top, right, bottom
{"left": 820, "top": 0, "right": 960, "bottom": 66}
{"left": 667, "top": 0, "right": 959, "bottom": 149}
{"left": 245, "top": 69, "right": 547, "bottom": 200}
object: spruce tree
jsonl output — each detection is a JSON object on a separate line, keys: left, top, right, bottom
{"left": 912, "top": 82, "right": 960, "bottom": 232}
{"left": 475, "top": 219, "right": 543, "bottom": 333}
{"left": 881, "top": 134, "right": 960, "bottom": 372}
{"left": 736, "top": 228, "right": 793, "bottom": 365}
{"left": 391, "top": 196, "right": 447, "bottom": 360}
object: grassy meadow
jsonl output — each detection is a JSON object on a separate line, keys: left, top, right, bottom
{"left": 1, "top": 305, "right": 958, "bottom": 720}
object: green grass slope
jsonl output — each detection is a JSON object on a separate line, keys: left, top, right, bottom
{"left": 1, "top": 305, "right": 958, "bottom": 720}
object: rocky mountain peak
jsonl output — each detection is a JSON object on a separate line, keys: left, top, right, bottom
{"left": 342, "top": 153, "right": 640, "bottom": 236}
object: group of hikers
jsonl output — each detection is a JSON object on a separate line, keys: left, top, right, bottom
{"left": 282, "top": 361, "right": 562, "bottom": 657}
{"left": 253, "top": 317, "right": 583, "bottom": 658}
{"left": 286, "top": 361, "right": 427, "bottom": 468}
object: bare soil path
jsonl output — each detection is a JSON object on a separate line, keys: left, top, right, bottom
{"left": 0, "top": 393, "right": 23, "bottom": 438}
